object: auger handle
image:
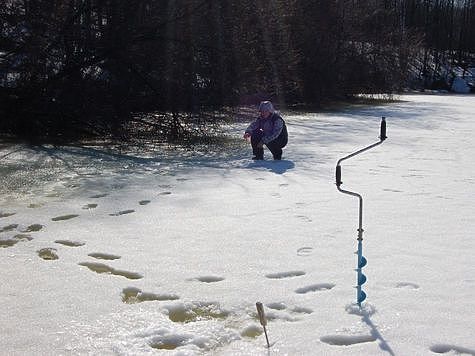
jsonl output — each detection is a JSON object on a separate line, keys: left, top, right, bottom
{"left": 336, "top": 165, "right": 342, "bottom": 187}
{"left": 380, "top": 117, "right": 387, "bottom": 141}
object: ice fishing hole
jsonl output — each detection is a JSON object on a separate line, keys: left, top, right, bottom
{"left": 267, "top": 302, "right": 286, "bottom": 310}
{"left": 241, "top": 325, "right": 263, "bottom": 338}
{"left": 166, "top": 302, "right": 229, "bottom": 323}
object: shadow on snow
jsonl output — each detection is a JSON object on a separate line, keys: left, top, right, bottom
{"left": 245, "top": 159, "right": 295, "bottom": 174}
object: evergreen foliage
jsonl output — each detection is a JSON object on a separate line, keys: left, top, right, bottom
{"left": 1, "top": 1, "right": 474, "bottom": 141}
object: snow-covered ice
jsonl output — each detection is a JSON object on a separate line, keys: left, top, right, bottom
{"left": 1, "top": 94, "right": 474, "bottom": 355}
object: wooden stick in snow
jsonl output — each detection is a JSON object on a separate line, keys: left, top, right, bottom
{"left": 256, "top": 302, "right": 270, "bottom": 348}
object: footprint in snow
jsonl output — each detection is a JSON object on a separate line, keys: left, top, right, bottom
{"left": 266, "top": 302, "right": 287, "bottom": 310}
{"left": 150, "top": 333, "right": 195, "bottom": 350}
{"left": 295, "top": 283, "right": 335, "bottom": 294}
{"left": 0, "top": 234, "right": 32, "bottom": 248}
{"left": 78, "top": 262, "right": 142, "bottom": 280}
{"left": 55, "top": 240, "right": 85, "bottom": 247}
{"left": 109, "top": 209, "right": 135, "bottom": 216}
{"left": 0, "top": 224, "right": 18, "bottom": 233}
{"left": 295, "top": 215, "right": 312, "bottom": 222}
{"left": 190, "top": 276, "right": 225, "bottom": 283}
{"left": 320, "top": 334, "right": 376, "bottom": 346}
{"left": 51, "top": 214, "right": 79, "bottom": 221}
{"left": 22, "top": 224, "right": 43, "bottom": 232}
{"left": 121, "top": 287, "right": 179, "bottom": 304}
{"left": 430, "top": 344, "right": 475, "bottom": 355}
{"left": 89, "top": 193, "right": 108, "bottom": 198}
{"left": 383, "top": 188, "right": 403, "bottom": 193}
{"left": 259, "top": 303, "right": 313, "bottom": 321}
{"left": 28, "top": 203, "right": 44, "bottom": 208}
{"left": 88, "top": 252, "right": 121, "bottom": 260}
{"left": 252, "top": 308, "right": 296, "bottom": 323}
{"left": 297, "top": 246, "right": 314, "bottom": 256}
{"left": 268, "top": 303, "right": 312, "bottom": 314}
{"left": 291, "top": 306, "right": 313, "bottom": 314}
{"left": 265, "top": 271, "right": 306, "bottom": 279}
{"left": 395, "top": 282, "right": 420, "bottom": 289}
{"left": 38, "top": 247, "right": 59, "bottom": 260}
{"left": 139, "top": 200, "right": 151, "bottom": 205}
{"left": 82, "top": 203, "right": 98, "bottom": 209}
{"left": 0, "top": 212, "right": 16, "bottom": 218}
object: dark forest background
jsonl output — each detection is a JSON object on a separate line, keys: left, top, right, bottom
{"left": 1, "top": 0, "right": 474, "bottom": 142}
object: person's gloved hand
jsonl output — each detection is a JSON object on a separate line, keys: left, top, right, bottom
{"left": 243, "top": 132, "right": 251, "bottom": 141}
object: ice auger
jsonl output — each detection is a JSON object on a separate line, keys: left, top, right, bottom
{"left": 335, "top": 117, "right": 387, "bottom": 307}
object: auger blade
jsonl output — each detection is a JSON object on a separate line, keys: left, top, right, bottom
{"left": 359, "top": 256, "right": 367, "bottom": 268}
{"left": 359, "top": 273, "right": 367, "bottom": 285}
{"left": 358, "top": 290, "right": 367, "bottom": 303}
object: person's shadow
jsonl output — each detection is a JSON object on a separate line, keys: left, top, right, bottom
{"left": 246, "top": 159, "right": 295, "bottom": 174}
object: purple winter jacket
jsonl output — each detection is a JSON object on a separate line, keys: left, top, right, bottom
{"left": 245, "top": 113, "right": 284, "bottom": 144}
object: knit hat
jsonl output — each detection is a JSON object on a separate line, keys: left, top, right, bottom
{"left": 258, "top": 101, "right": 275, "bottom": 113}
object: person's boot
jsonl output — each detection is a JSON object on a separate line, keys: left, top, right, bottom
{"left": 272, "top": 148, "right": 282, "bottom": 160}
{"left": 252, "top": 147, "right": 264, "bottom": 160}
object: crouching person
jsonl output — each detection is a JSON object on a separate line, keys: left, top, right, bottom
{"left": 243, "top": 101, "right": 288, "bottom": 160}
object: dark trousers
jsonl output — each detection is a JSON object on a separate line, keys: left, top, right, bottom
{"left": 251, "top": 129, "right": 287, "bottom": 159}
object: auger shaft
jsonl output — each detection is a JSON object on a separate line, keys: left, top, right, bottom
{"left": 335, "top": 117, "right": 387, "bottom": 307}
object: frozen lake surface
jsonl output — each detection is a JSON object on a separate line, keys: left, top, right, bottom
{"left": 1, "top": 94, "right": 474, "bottom": 355}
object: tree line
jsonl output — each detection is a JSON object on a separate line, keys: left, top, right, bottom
{"left": 1, "top": 0, "right": 474, "bottom": 142}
